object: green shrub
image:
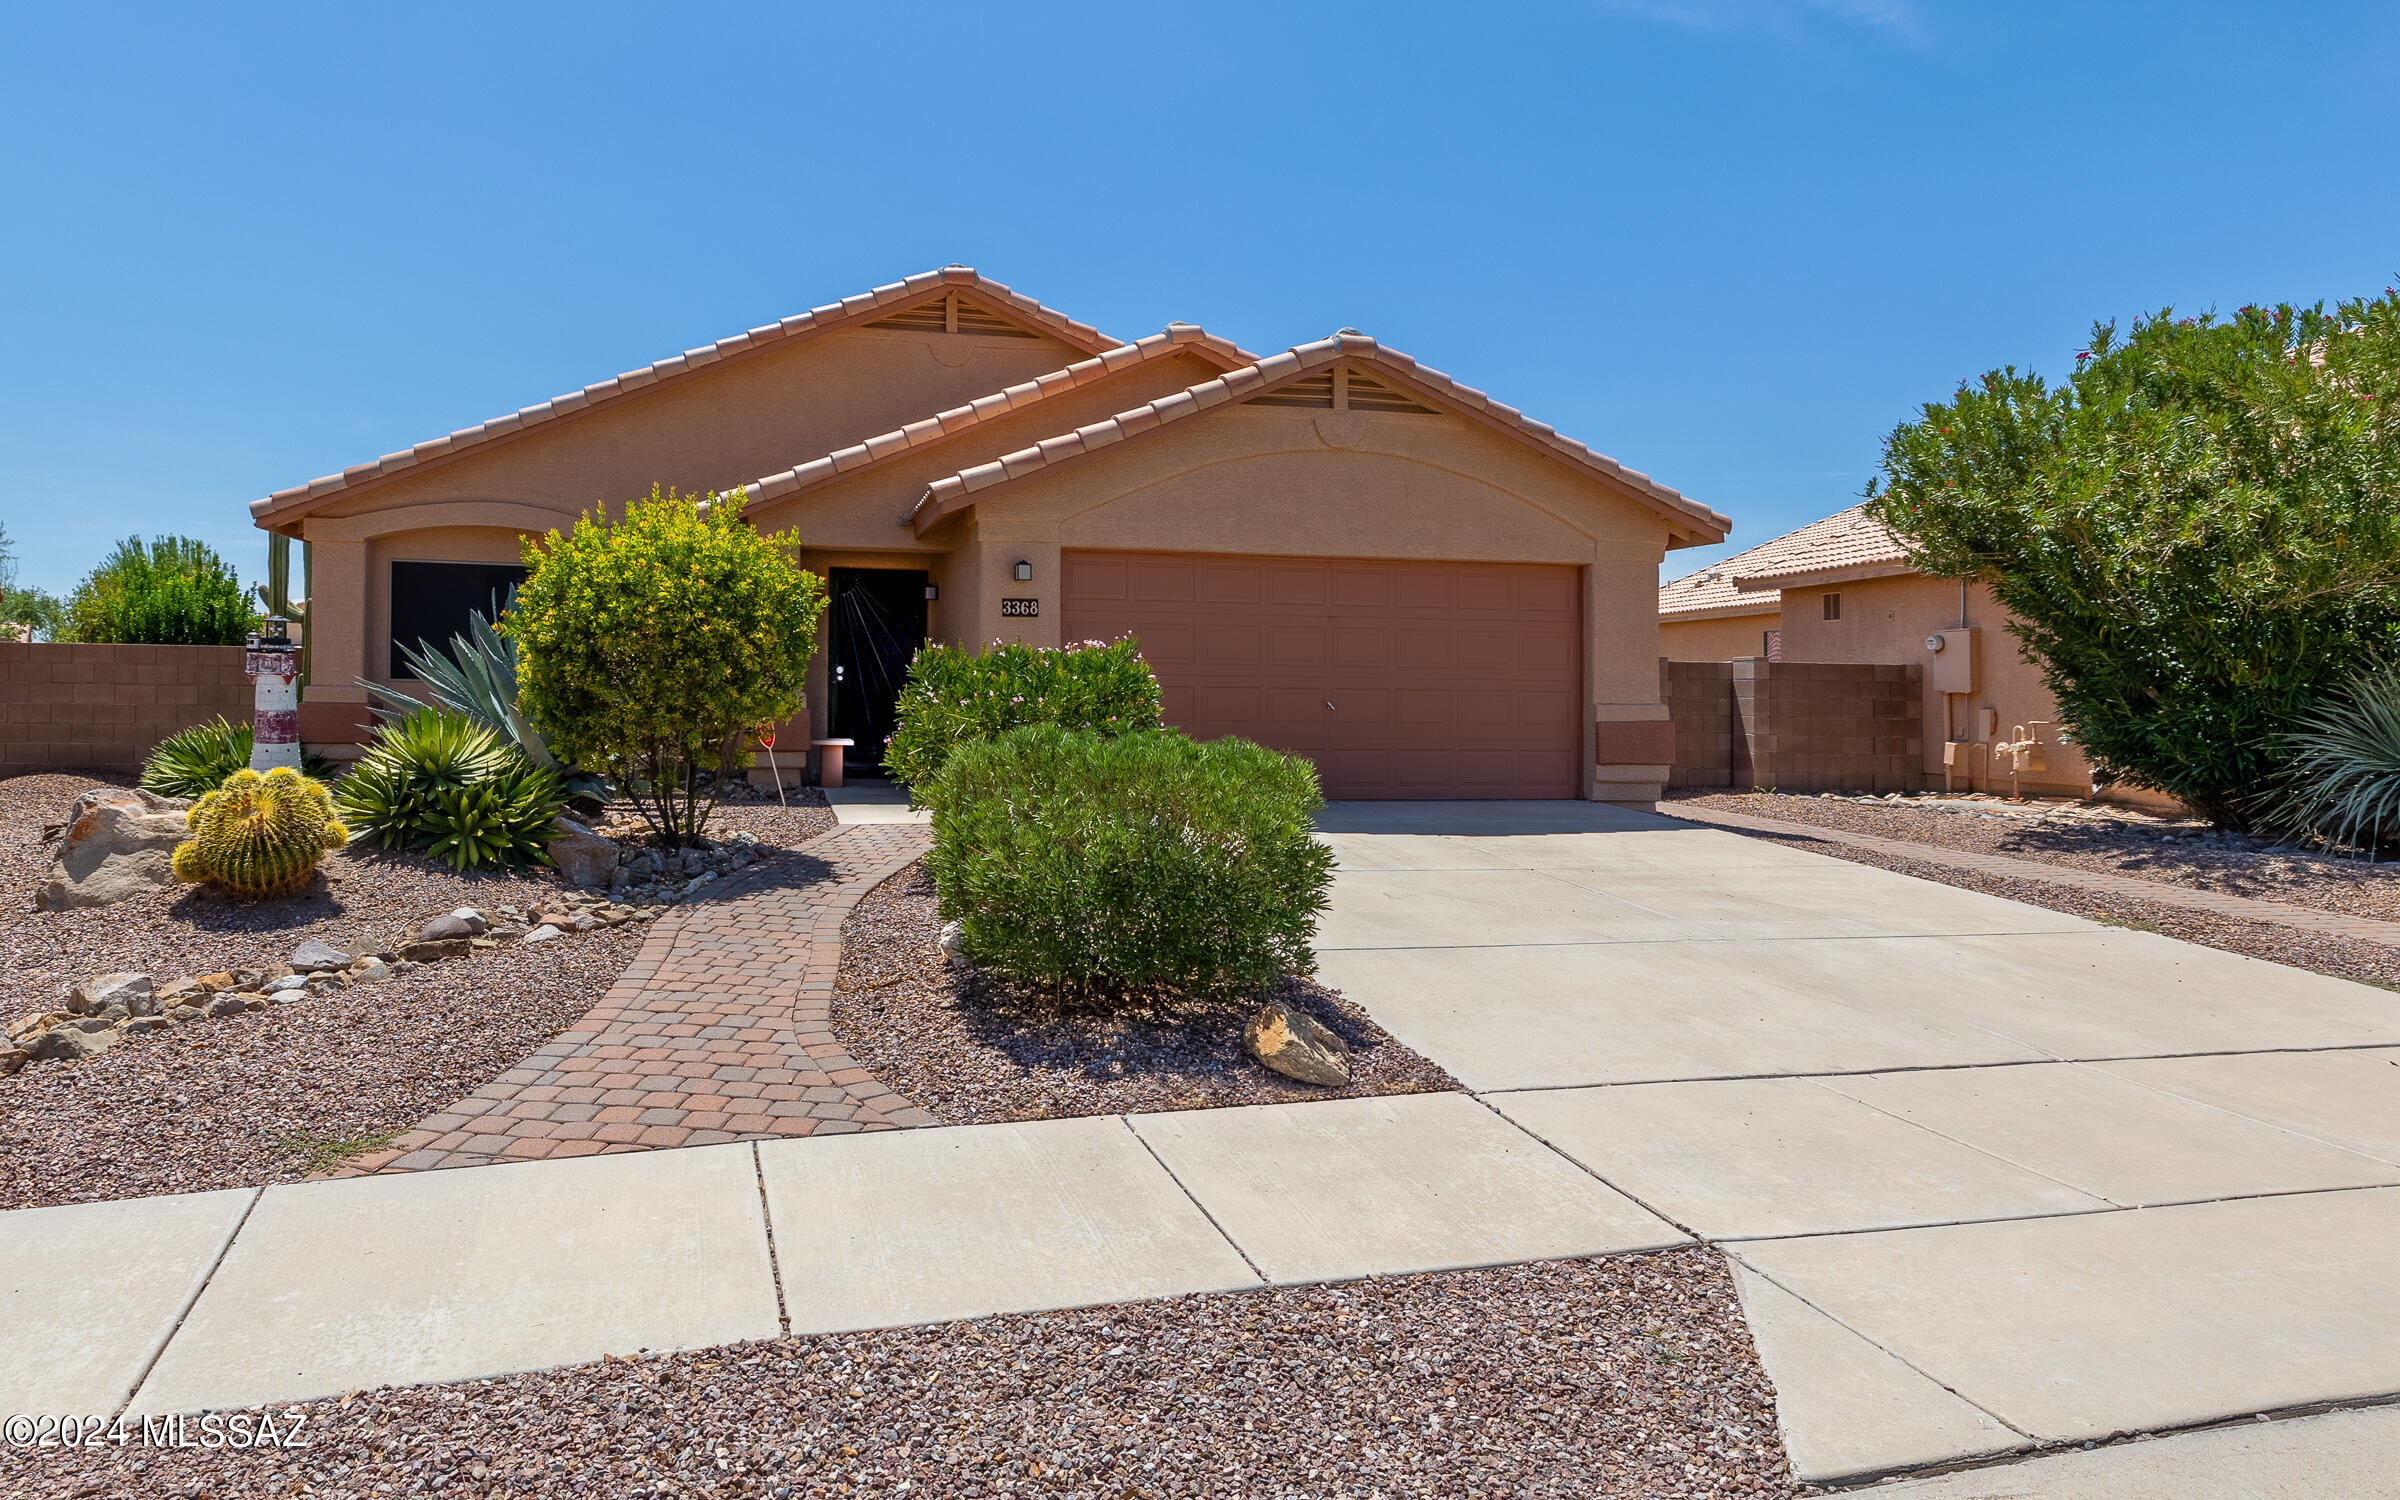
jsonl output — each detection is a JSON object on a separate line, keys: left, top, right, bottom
{"left": 925, "top": 725, "right": 1334, "bottom": 1003}
{"left": 367, "top": 599, "right": 610, "bottom": 806}
{"left": 505, "top": 485, "right": 826, "bottom": 847}
{"left": 62, "top": 535, "right": 258, "bottom": 645}
{"left": 141, "top": 717, "right": 333, "bottom": 798}
{"left": 335, "top": 708, "right": 565, "bottom": 870}
{"left": 885, "top": 637, "right": 1162, "bottom": 798}
{"left": 1869, "top": 292, "right": 2400, "bottom": 826}
{"left": 2268, "top": 660, "right": 2400, "bottom": 851}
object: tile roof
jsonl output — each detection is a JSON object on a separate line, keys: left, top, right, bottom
{"left": 1658, "top": 504, "right": 1912, "bottom": 617}
{"left": 249, "top": 267, "right": 1116, "bottom": 526}
{"left": 907, "top": 332, "right": 1729, "bottom": 541}
{"left": 735, "top": 324, "right": 1256, "bottom": 511}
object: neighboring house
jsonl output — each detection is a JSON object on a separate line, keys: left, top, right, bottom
{"left": 253, "top": 267, "right": 1728, "bottom": 802}
{"left": 1659, "top": 505, "right": 2097, "bottom": 799}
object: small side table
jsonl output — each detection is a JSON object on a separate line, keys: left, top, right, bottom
{"left": 812, "top": 738, "right": 857, "bottom": 789}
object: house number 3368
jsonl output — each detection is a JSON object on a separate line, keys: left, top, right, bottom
{"left": 1000, "top": 598, "right": 1039, "bottom": 617}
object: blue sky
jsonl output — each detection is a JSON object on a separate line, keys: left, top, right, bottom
{"left": 4, "top": 1, "right": 2395, "bottom": 597}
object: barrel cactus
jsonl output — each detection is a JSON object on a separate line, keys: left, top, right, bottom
{"left": 171, "top": 767, "right": 349, "bottom": 899}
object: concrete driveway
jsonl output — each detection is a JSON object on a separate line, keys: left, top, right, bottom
{"left": 1313, "top": 801, "right": 2400, "bottom": 1485}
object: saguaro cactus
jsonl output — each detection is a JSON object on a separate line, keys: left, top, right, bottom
{"left": 171, "top": 767, "right": 349, "bottom": 900}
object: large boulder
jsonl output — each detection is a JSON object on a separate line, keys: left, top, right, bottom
{"left": 547, "top": 819, "right": 620, "bottom": 888}
{"left": 1244, "top": 1000, "right": 1354, "bottom": 1087}
{"left": 34, "top": 788, "right": 193, "bottom": 910}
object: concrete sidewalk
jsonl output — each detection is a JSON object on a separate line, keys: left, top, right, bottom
{"left": 0, "top": 1093, "right": 1684, "bottom": 1421}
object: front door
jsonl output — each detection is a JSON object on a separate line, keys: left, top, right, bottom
{"left": 826, "top": 567, "right": 929, "bottom": 776}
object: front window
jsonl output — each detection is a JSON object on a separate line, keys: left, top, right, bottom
{"left": 389, "top": 561, "right": 528, "bottom": 678}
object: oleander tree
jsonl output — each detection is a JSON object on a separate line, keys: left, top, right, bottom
{"left": 505, "top": 485, "right": 828, "bottom": 847}
{"left": 1866, "top": 291, "right": 2400, "bottom": 827}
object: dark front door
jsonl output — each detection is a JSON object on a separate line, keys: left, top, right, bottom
{"left": 827, "top": 567, "right": 929, "bottom": 776}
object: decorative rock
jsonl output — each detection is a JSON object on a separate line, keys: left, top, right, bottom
{"left": 30, "top": 1026, "right": 112, "bottom": 1062}
{"left": 118, "top": 1016, "right": 168, "bottom": 1036}
{"left": 74, "top": 1012, "right": 123, "bottom": 1032}
{"left": 264, "top": 974, "right": 309, "bottom": 993}
{"left": 522, "top": 924, "right": 563, "bottom": 944}
{"left": 155, "top": 977, "right": 210, "bottom": 1007}
{"left": 398, "top": 938, "right": 470, "bottom": 963}
{"left": 166, "top": 1005, "right": 205, "bottom": 1023}
{"left": 33, "top": 787, "right": 192, "bottom": 910}
{"left": 68, "top": 972, "right": 154, "bottom": 1016}
{"left": 416, "top": 913, "right": 477, "bottom": 942}
{"left": 289, "top": 938, "right": 353, "bottom": 973}
{"left": 449, "top": 906, "right": 489, "bottom": 933}
{"left": 204, "top": 995, "right": 249, "bottom": 1019}
{"left": 1243, "top": 1001, "right": 1354, "bottom": 1087}
{"left": 0, "top": 1048, "right": 26, "bottom": 1075}
{"left": 349, "top": 957, "right": 392, "bottom": 983}
{"left": 194, "top": 972, "right": 238, "bottom": 992}
{"left": 547, "top": 818, "right": 621, "bottom": 888}
{"left": 485, "top": 924, "right": 527, "bottom": 942}
{"left": 242, "top": 996, "right": 268, "bottom": 1011}
{"left": 938, "top": 921, "right": 966, "bottom": 964}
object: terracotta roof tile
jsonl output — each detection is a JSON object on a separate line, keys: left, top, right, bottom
{"left": 1658, "top": 504, "right": 1912, "bottom": 618}
{"left": 908, "top": 334, "right": 1728, "bottom": 541}
{"left": 736, "top": 324, "right": 1254, "bottom": 508}
{"left": 251, "top": 267, "right": 1119, "bottom": 526}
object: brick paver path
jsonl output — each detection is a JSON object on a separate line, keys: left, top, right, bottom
{"left": 337, "top": 823, "right": 935, "bottom": 1177}
{"left": 1667, "top": 801, "right": 2400, "bottom": 948}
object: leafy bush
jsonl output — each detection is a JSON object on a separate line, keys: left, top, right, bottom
{"left": 2268, "top": 660, "right": 2400, "bottom": 851}
{"left": 1869, "top": 292, "right": 2400, "bottom": 827}
{"left": 335, "top": 708, "right": 565, "bottom": 870}
{"left": 141, "top": 717, "right": 333, "bottom": 798}
{"left": 886, "top": 637, "right": 1162, "bottom": 798}
{"left": 171, "top": 768, "right": 348, "bottom": 900}
{"left": 0, "top": 522, "right": 64, "bottom": 640}
{"left": 367, "top": 600, "right": 610, "bottom": 806}
{"left": 925, "top": 725, "right": 1334, "bottom": 1004}
{"left": 62, "top": 535, "right": 259, "bottom": 645}
{"left": 505, "top": 485, "right": 826, "bottom": 847}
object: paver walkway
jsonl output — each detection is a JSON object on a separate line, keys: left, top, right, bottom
{"left": 338, "top": 822, "right": 934, "bottom": 1176}
{"left": 1669, "top": 799, "right": 2400, "bottom": 947}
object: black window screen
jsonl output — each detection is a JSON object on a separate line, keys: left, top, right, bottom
{"left": 390, "top": 561, "right": 528, "bottom": 678}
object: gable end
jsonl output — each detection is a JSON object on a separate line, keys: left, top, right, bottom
{"left": 869, "top": 291, "right": 1041, "bottom": 339}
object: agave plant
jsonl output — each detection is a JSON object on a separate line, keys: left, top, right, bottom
{"left": 2267, "top": 659, "right": 2400, "bottom": 853}
{"left": 141, "top": 716, "right": 333, "bottom": 798}
{"left": 365, "top": 603, "right": 610, "bottom": 805}
{"left": 336, "top": 708, "right": 565, "bottom": 869}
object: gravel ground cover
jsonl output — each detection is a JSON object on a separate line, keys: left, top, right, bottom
{"left": 1674, "top": 790, "right": 2400, "bottom": 923}
{"left": 11, "top": 1249, "right": 1799, "bottom": 1500}
{"left": 832, "top": 861, "right": 1459, "bottom": 1123}
{"left": 1709, "top": 817, "right": 2400, "bottom": 989}
{"left": 0, "top": 773, "right": 837, "bottom": 1208}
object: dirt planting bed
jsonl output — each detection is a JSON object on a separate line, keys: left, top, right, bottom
{"left": 0, "top": 772, "right": 838, "bottom": 1207}
{"left": 832, "top": 860, "right": 1460, "bottom": 1124}
{"left": 12, "top": 1249, "right": 1801, "bottom": 1500}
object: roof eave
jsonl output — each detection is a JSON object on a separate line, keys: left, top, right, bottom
{"left": 1733, "top": 558, "right": 1918, "bottom": 592}
{"left": 1660, "top": 595, "right": 1782, "bottom": 621}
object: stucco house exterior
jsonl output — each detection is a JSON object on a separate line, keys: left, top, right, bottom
{"left": 1659, "top": 505, "right": 2098, "bottom": 799}
{"left": 252, "top": 267, "right": 1728, "bottom": 802}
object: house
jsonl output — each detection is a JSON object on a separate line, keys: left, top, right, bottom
{"left": 252, "top": 268, "right": 1727, "bottom": 802}
{"left": 1659, "top": 504, "right": 2096, "bottom": 799}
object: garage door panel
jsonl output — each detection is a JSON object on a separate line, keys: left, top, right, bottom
{"left": 1064, "top": 550, "right": 1580, "bottom": 799}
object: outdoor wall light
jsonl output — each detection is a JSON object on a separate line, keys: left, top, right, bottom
{"left": 1012, "top": 560, "right": 1033, "bottom": 582}
{"left": 924, "top": 583, "right": 940, "bottom": 601}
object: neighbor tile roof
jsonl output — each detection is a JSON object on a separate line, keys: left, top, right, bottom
{"left": 907, "top": 332, "right": 1729, "bottom": 541}
{"left": 249, "top": 267, "right": 1116, "bottom": 526}
{"left": 735, "top": 324, "right": 1256, "bottom": 510}
{"left": 1658, "top": 504, "right": 1911, "bottom": 617}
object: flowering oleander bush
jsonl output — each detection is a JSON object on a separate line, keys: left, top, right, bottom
{"left": 925, "top": 725, "right": 1333, "bottom": 1004}
{"left": 885, "top": 637, "right": 1161, "bottom": 801}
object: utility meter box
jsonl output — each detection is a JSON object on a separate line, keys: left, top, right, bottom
{"left": 1924, "top": 628, "right": 1979, "bottom": 694}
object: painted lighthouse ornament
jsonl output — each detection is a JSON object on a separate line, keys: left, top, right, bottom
{"left": 246, "top": 615, "right": 302, "bottom": 772}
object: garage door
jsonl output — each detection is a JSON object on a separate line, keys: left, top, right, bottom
{"left": 1061, "top": 550, "right": 1581, "bottom": 799}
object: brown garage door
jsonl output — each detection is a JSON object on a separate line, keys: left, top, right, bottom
{"left": 1061, "top": 550, "right": 1581, "bottom": 799}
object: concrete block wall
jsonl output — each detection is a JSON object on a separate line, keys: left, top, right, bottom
{"left": 0, "top": 644, "right": 252, "bottom": 773}
{"left": 1666, "top": 657, "right": 1923, "bottom": 794}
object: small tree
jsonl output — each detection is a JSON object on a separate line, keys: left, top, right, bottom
{"left": 1868, "top": 293, "right": 2400, "bottom": 826}
{"left": 0, "top": 523, "right": 65, "bottom": 640}
{"left": 61, "top": 535, "right": 255, "bottom": 645}
{"left": 505, "top": 485, "right": 827, "bottom": 847}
